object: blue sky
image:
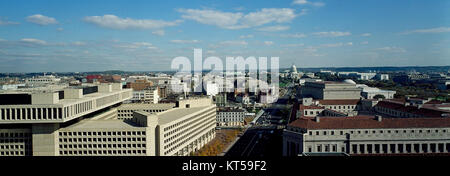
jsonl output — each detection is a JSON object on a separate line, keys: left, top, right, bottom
{"left": 0, "top": 0, "right": 449, "bottom": 72}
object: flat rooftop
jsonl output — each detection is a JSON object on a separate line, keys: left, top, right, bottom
{"left": 157, "top": 106, "right": 212, "bottom": 124}
{"left": 63, "top": 119, "right": 142, "bottom": 130}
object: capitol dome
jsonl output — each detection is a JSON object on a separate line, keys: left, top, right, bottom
{"left": 343, "top": 79, "right": 356, "bottom": 84}
{"left": 291, "top": 64, "right": 297, "bottom": 73}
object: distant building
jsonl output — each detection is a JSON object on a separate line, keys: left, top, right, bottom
{"left": 130, "top": 86, "right": 160, "bottom": 104}
{"left": 206, "top": 83, "right": 219, "bottom": 96}
{"left": 374, "top": 73, "right": 389, "bottom": 81}
{"left": 357, "top": 84, "right": 396, "bottom": 99}
{"left": 393, "top": 73, "right": 430, "bottom": 84}
{"left": 25, "top": 75, "right": 61, "bottom": 85}
{"left": 300, "top": 80, "right": 361, "bottom": 100}
{"left": 0, "top": 84, "right": 26, "bottom": 90}
{"left": 215, "top": 93, "right": 227, "bottom": 107}
{"left": 126, "top": 79, "right": 154, "bottom": 91}
{"left": 373, "top": 100, "right": 450, "bottom": 118}
{"left": 216, "top": 108, "right": 247, "bottom": 127}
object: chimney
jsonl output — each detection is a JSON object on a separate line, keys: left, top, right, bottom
{"left": 376, "top": 115, "right": 382, "bottom": 122}
{"left": 315, "top": 116, "right": 320, "bottom": 123}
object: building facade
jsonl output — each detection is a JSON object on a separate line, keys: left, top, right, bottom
{"left": 216, "top": 108, "right": 246, "bottom": 127}
{"left": 300, "top": 81, "right": 361, "bottom": 100}
{"left": 283, "top": 116, "right": 450, "bottom": 156}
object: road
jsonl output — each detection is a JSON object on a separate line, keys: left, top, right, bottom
{"left": 225, "top": 83, "right": 295, "bottom": 157}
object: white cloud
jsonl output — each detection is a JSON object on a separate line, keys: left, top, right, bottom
{"left": 83, "top": 15, "right": 182, "bottom": 30}
{"left": 211, "top": 40, "right": 248, "bottom": 48}
{"left": 239, "top": 34, "right": 254, "bottom": 39}
{"left": 401, "top": 27, "right": 450, "bottom": 35}
{"left": 152, "top": 30, "right": 165, "bottom": 36}
{"left": 257, "top": 25, "right": 290, "bottom": 32}
{"left": 56, "top": 28, "right": 64, "bottom": 32}
{"left": 115, "top": 42, "right": 157, "bottom": 50}
{"left": 170, "top": 40, "right": 200, "bottom": 44}
{"left": 292, "top": 0, "right": 325, "bottom": 7}
{"left": 72, "top": 41, "right": 86, "bottom": 46}
{"left": 177, "top": 8, "right": 297, "bottom": 30}
{"left": 0, "top": 19, "right": 19, "bottom": 25}
{"left": 312, "top": 31, "right": 351, "bottom": 37}
{"left": 320, "top": 42, "right": 349, "bottom": 48}
{"left": 361, "top": 41, "right": 369, "bottom": 45}
{"left": 282, "top": 43, "right": 305, "bottom": 47}
{"left": 375, "top": 47, "right": 406, "bottom": 53}
{"left": 20, "top": 38, "right": 47, "bottom": 45}
{"left": 26, "top": 14, "right": 58, "bottom": 25}
{"left": 361, "top": 33, "right": 372, "bottom": 37}
{"left": 220, "top": 40, "right": 248, "bottom": 46}
{"left": 280, "top": 33, "right": 307, "bottom": 38}
{"left": 264, "top": 41, "right": 274, "bottom": 46}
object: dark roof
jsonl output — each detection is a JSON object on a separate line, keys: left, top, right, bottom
{"left": 288, "top": 116, "right": 450, "bottom": 130}
{"left": 318, "top": 99, "right": 360, "bottom": 105}
{"left": 375, "top": 100, "right": 449, "bottom": 117}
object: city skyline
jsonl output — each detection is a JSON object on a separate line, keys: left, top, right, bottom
{"left": 0, "top": 0, "right": 449, "bottom": 72}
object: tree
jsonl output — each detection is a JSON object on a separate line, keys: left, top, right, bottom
{"left": 373, "top": 94, "right": 386, "bottom": 99}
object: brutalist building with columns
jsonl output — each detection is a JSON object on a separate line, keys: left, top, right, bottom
{"left": 0, "top": 84, "right": 216, "bottom": 156}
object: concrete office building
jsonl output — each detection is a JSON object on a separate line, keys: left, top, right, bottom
{"left": 58, "top": 97, "right": 215, "bottom": 156}
{"left": 117, "top": 103, "right": 175, "bottom": 119}
{"left": 155, "top": 97, "right": 216, "bottom": 156}
{"left": 283, "top": 116, "right": 450, "bottom": 156}
{"left": 300, "top": 80, "right": 361, "bottom": 100}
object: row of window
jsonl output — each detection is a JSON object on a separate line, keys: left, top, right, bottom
{"left": 117, "top": 109, "right": 166, "bottom": 117}
{"left": 164, "top": 128, "right": 215, "bottom": 155}
{"left": 217, "top": 118, "right": 244, "bottom": 122}
{"left": 0, "top": 132, "right": 31, "bottom": 138}
{"left": 59, "top": 137, "right": 146, "bottom": 143}
{"left": 307, "top": 129, "right": 449, "bottom": 136}
{"left": 0, "top": 108, "right": 63, "bottom": 120}
{"left": 375, "top": 107, "right": 419, "bottom": 118}
{"left": 347, "top": 143, "right": 450, "bottom": 154}
{"left": 96, "top": 94, "right": 120, "bottom": 107}
{"left": 59, "top": 149, "right": 146, "bottom": 156}
{"left": 324, "top": 105, "right": 356, "bottom": 110}
{"left": 163, "top": 107, "right": 214, "bottom": 136}
{"left": 59, "top": 131, "right": 145, "bottom": 136}
{"left": 59, "top": 143, "right": 146, "bottom": 149}
{"left": 67, "top": 101, "right": 94, "bottom": 118}
{"left": 0, "top": 151, "right": 27, "bottom": 156}
{"left": 0, "top": 144, "right": 27, "bottom": 150}
{"left": 164, "top": 114, "right": 215, "bottom": 149}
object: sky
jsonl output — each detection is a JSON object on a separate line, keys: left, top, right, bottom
{"left": 0, "top": 0, "right": 449, "bottom": 72}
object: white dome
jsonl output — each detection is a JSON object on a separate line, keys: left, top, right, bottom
{"left": 343, "top": 79, "right": 356, "bottom": 84}
{"left": 291, "top": 64, "right": 297, "bottom": 73}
